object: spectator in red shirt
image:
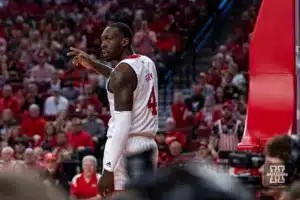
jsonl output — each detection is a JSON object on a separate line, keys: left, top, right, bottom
{"left": 165, "top": 117, "right": 177, "bottom": 136}
{"left": 67, "top": 118, "right": 94, "bottom": 152}
{"left": 70, "top": 155, "right": 101, "bottom": 200}
{"left": 171, "top": 91, "right": 193, "bottom": 130}
{"left": 165, "top": 118, "right": 186, "bottom": 148}
{"left": 20, "top": 104, "right": 46, "bottom": 141}
{"left": 160, "top": 137, "right": 185, "bottom": 167}
{"left": 0, "top": 84, "right": 20, "bottom": 114}
{"left": 166, "top": 137, "right": 183, "bottom": 157}
{"left": 84, "top": 84, "right": 102, "bottom": 114}
{"left": 61, "top": 62, "right": 81, "bottom": 83}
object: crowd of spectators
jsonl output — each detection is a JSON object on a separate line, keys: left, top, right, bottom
{"left": 157, "top": 4, "right": 258, "bottom": 168}
{"left": 0, "top": 0, "right": 209, "bottom": 197}
{"left": 0, "top": 0, "right": 259, "bottom": 199}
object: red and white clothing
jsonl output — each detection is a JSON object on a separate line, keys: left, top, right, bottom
{"left": 70, "top": 173, "right": 101, "bottom": 199}
{"left": 212, "top": 119, "right": 243, "bottom": 152}
{"left": 106, "top": 55, "right": 159, "bottom": 136}
{"left": 104, "top": 54, "right": 159, "bottom": 190}
{"left": 171, "top": 101, "right": 191, "bottom": 129}
{"left": 67, "top": 131, "right": 94, "bottom": 150}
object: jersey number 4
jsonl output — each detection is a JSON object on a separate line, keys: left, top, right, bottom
{"left": 147, "top": 86, "right": 158, "bottom": 115}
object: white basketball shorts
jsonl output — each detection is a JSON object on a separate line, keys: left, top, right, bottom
{"left": 103, "top": 136, "right": 158, "bottom": 190}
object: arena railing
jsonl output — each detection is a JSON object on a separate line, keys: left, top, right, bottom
{"left": 189, "top": 0, "right": 260, "bottom": 82}
{"left": 169, "top": 0, "right": 234, "bottom": 88}
{"left": 157, "top": 0, "right": 234, "bottom": 120}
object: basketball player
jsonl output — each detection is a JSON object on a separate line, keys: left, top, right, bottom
{"left": 67, "top": 22, "right": 159, "bottom": 198}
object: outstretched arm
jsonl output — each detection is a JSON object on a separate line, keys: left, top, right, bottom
{"left": 67, "top": 47, "right": 113, "bottom": 78}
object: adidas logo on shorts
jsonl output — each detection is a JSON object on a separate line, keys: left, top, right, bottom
{"left": 106, "top": 162, "right": 111, "bottom": 167}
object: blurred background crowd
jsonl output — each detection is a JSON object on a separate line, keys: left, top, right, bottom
{"left": 0, "top": 0, "right": 260, "bottom": 198}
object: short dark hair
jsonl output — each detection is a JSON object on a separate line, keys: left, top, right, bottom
{"left": 266, "top": 135, "right": 291, "bottom": 162}
{"left": 109, "top": 22, "right": 133, "bottom": 44}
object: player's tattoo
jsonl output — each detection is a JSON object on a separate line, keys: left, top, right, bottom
{"left": 109, "top": 63, "right": 137, "bottom": 111}
{"left": 92, "top": 60, "right": 113, "bottom": 78}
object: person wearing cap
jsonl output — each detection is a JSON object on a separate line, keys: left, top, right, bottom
{"left": 29, "top": 49, "right": 55, "bottom": 83}
{"left": 42, "top": 152, "right": 69, "bottom": 191}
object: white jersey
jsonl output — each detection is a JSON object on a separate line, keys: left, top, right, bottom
{"left": 106, "top": 55, "right": 159, "bottom": 137}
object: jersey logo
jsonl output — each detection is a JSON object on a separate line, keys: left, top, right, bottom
{"left": 145, "top": 73, "right": 153, "bottom": 82}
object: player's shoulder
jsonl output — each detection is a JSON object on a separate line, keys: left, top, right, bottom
{"left": 122, "top": 54, "right": 154, "bottom": 65}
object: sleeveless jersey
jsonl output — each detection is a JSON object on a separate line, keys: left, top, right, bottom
{"left": 106, "top": 55, "right": 159, "bottom": 137}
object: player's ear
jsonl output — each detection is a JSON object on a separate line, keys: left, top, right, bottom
{"left": 122, "top": 38, "right": 130, "bottom": 47}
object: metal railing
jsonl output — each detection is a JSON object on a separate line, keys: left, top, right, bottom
{"left": 160, "top": 0, "right": 234, "bottom": 112}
